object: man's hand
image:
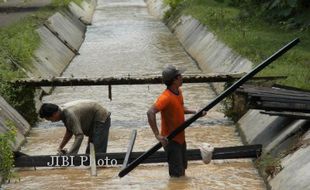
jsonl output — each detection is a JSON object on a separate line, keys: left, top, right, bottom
{"left": 156, "top": 134, "right": 168, "bottom": 147}
{"left": 57, "top": 148, "right": 68, "bottom": 155}
{"left": 201, "top": 110, "right": 207, "bottom": 117}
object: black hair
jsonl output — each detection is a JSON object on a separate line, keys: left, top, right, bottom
{"left": 164, "top": 79, "right": 173, "bottom": 87}
{"left": 39, "top": 103, "right": 60, "bottom": 118}
{"left": 163, "top": 74, "right": 181, "bottom": 87}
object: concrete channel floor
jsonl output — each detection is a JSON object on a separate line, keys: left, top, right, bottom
{"left": 0, "top": 0, "right": 51, "bottom": 27}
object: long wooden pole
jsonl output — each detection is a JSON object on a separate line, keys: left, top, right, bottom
{"left": 12, "top": 74, "right": 286, "bottom": 87}
{"left": 89, "top": 143, "right": 97, "bottom": 176}
{"left": 118, "top": 38, "right": 300, "bottom": 177}
{"left": 122, "top": 130, "right": 137, "bottom": 169}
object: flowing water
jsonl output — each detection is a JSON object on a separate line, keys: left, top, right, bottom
{"left": 4, "top": 0, "right": 266, "bottom": 189}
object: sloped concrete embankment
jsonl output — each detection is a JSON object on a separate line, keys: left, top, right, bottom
{"left": 166, "top": 16, "right": 253, "bottom": 73}
{"left": 238, "top": 110, "right": 310, "bottom": 190}
{"left": 0, "top": 96, "right": 30, "bottom": 184}
{"left": 0, "top": 96, "right": 30, "bottom": 151}
{"left": 146, "top": 0, "right": 253, "bottom": 74}
{"left": 0, "top": 0, "right": 97, "bottom": 151}
{"left": 23, "top": 0, "right": 97, "bottom": 93}
{"left": 146, "top": 1, "right": 309, "bottom": 190}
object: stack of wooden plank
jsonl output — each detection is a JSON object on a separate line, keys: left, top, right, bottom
{"left": 237, "top": 85, "right": 310, "bottom": 118}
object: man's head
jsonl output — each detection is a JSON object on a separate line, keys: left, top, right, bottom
{"left": 162, "top": 65, "right": 185, "bottom": 87}
{"left": 39, "top": 103, "right": 61, "bottom": 122}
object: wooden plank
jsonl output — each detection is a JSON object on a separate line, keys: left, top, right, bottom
{"left": 272, "top": 84, "right": 310, "bottom": 93}
{"left": 14, "top": 144, "right": 262, "bottom": 167}
{"left": 248, "top": 95, "right": 310, "bottom": 106}
{"left": 238, "top": 85, "right": 309, "bottom": 95}
{"left": 89, "top": 143, "right": 97, "bottom": 176}
{"left": 240, "top": 85, "right": 310, "bottom": 113}
{"left": 122, "top": 130, "right": 137, "bottom": 169}
{"left": 118, "top": 38, "right": 300, "bottom": 178}
{"left": 11, "top": 74, "right": 286, "bottom": 87}
{"left": 260, "top": 101, "right": 310, "bottom": 111}
{"left": 258, "top": 96, "right": 310, "bottom": 104}
{"left": 260, "top": 111, "right": 310, "bottom": 120}
{"left": 238, "top": 85, "right": 310, "bottom": 98}
{"left": 248, "top": 92, "right": 310, "bottom": 100}
{"left": 255, "top": 101, "right": 310, "bottom": 112}
{"left": 248, "top": 92, "right": 310, "bottom": 101}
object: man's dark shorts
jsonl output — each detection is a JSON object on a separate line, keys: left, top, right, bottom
{"left": 164, "top": 140, "right": 187, "bottom": 177}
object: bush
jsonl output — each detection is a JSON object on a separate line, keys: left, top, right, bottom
{"left": 0, "top": 81, "right": 37, "bottom": 126}
{"left": 163, "top": 0, "right": 184, "bottom": 9}
{"left": 51, "top": 0, "right": 83, "bottom": 7}
{"left": 0, "top": 49, "right": 37, "bottom": 126}
{"left": 255, "top": 153, "right": 282, "bottom": 178}
{"left": 0, "top": 9, "right": 52, "bottom": 126}
{"left": 0, "top": 120, "right": 17, "bottom": 183}
{"left": 229, "top": 0, "right": 310, "bottom": 30}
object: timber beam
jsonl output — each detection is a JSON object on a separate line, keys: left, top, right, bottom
{"left": 122, "top": 130, "right": 137, "bottom": 169}
{"left": 11, "top": 74, "right": 286, "bottom": 87}
{"left": 14, "top": 144, "right": 262, "bottom": 167}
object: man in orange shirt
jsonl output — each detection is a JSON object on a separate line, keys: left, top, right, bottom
{"left": 147, "top": 65, "right": 205, "bottom": 177}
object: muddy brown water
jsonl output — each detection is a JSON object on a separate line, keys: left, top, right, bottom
{"left": 3, "top": 0, "right": 265, "bottom": 189}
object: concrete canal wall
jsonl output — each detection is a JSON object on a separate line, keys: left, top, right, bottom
{"left": 146, "top": 0, "right": 309, "bottom": 189}
{"left": 0, "top": 96, "right": 30, "bottom": 151}
{"left": 0, "top": 0, "right": 97, "bottom": 151}
{"left": 24, "top": 0, "right": 96, "bottom": 93}
{"left": 146, "top": 0, "right": 253, "bottom": 74}
{"left": 238, "top": 110, "right": 310, "bottom": 190}
{"left": 166, "top": 16, "right": 253, "bottom": 73}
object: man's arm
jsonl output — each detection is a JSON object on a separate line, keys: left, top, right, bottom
{"left": 184, "top": 106, "right": 196, "bottom": 114}
{"left": 184, "top": 106, "right": 207, "bottom": 116}
{"left": 147, "top": 105, "right": 168, "bottom": 147}
{"left": 65, "top": 114, "right": 84, "bottom": 154}
{"left": 68, "top": 134, "right": 83, "bottom": 154}
{"left": 58, "top": 129, "right": 73, "bottom": 153}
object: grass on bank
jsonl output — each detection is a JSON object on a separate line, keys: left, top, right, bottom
{"left": 0, "top": 8, "right": 57, "bottom": 126}
{"left": 0, "top": 121, "right": 17, "bottom": 184}
{"left": 51, "top": 0, "right": 83, "bottom": 7}
{"left": 166, "top": 0, "right": 310, "bottom": 90}
{"left": 0, "top": 0, "right": 83, "bottom": 184}
{"left": 0, "top": 0, "right": 84, "bottom": 125}
{"left": 0, "top": 0, "right": 83, "bottom": 70}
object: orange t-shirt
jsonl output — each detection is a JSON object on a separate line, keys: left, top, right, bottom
{"left": 154, "top": 88, "right": 185, "bottom": 144}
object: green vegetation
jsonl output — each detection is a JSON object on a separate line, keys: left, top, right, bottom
{"left": 0, "top": 120, "right": 17, "bottom": 183}
{"left": 0, "top": 13, "right": 48, "bottom": 69}
{"left": 51, "top": 0, "right": 83, "bottom": 7}
{"left": 0, "top": 9, "right": 56, "bottom": 125}
{"left": 0, "top": 1, "right": 84, "bottom": 125}
{"left": 255, "top": 153, "right": 282, "bottom": 179}
{"left": 229, "top": 0, "right": 310, "bottom": 30}
{"left": 0, "top": 1, "right": 86, "bottom": 184}
{"left": 164, "top": 0, "right": 310, "bottom": 90}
